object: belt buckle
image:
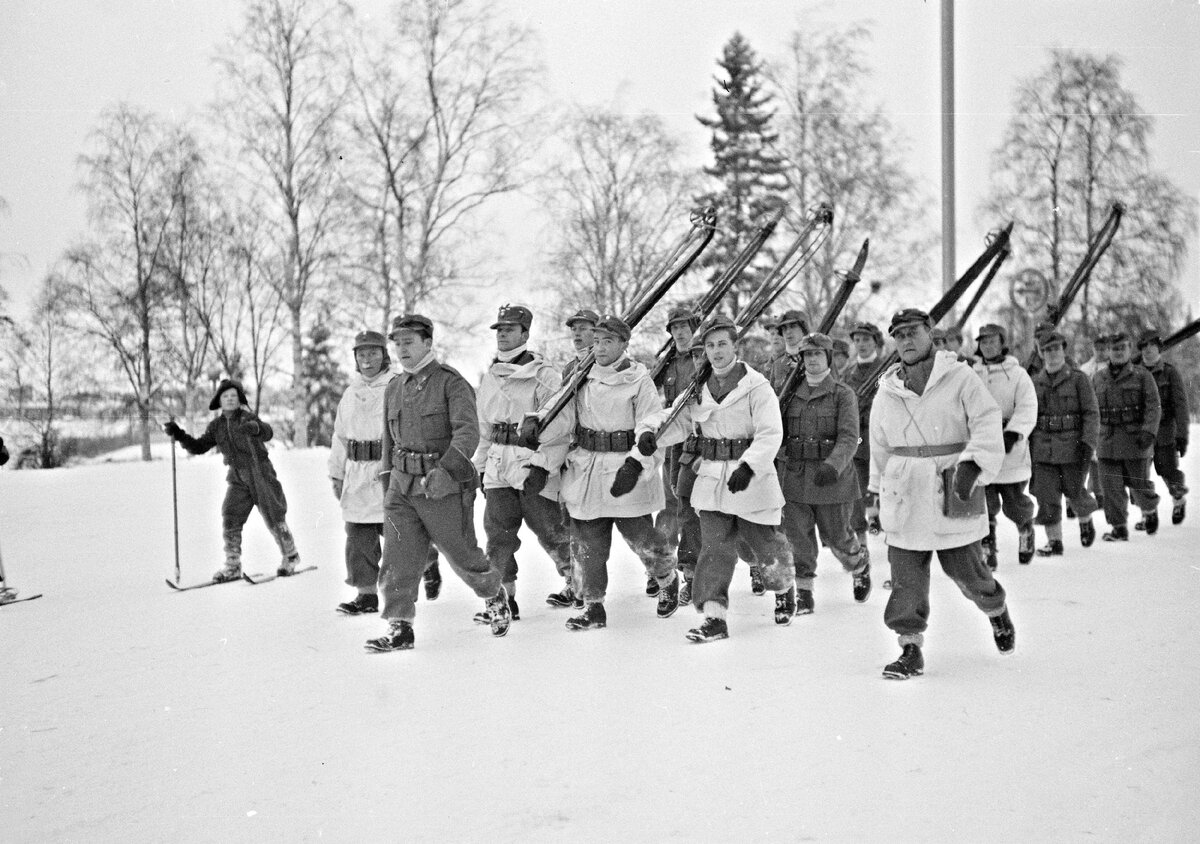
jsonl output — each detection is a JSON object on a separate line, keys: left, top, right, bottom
{"left": 916, "top": 445, "right": 931, "bottom": 457}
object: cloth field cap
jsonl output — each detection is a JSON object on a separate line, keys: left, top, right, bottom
{"left": 849, "top": 321, "right": 883, "bottom": 346}
{"left": 798, "top": 332, "right": 834, "bottom": 354}
{"left": 944, "top": 326, "right": 964, "bottom": 343}
{"left": 209, "top": 378, "right": 249, "bottom": 411}
{"left": 565, "top": 308, "right": 600, "bottom": 328}
{"left": 832, "top": 337, "right": 850, "bottom": 356}
{"left": 490, "top": 304, "right": 533, "bottom": 330}
{"left": 389, "top": 314, "right": 434, "bottom": 339}
{"left": 666, "top": 305, "right": 700, "bottom": 331}
{"left": 975, "top": 323, "right": 1007, "bottom": 343}
{"left": 1091, "top": 332, "right": 1112, "bottom": 346}
{"left": 594, "top": 314, "right": 631, "bottom": 342}
{"left": 353, "top": 330, "right": 388, "bottom": 352}
{"left": 777, "top": 309, "right": 810, "bottom": 330}
{"left": 1038, "top": 330, "right": 1068, "bottom": 350}
{"left": 1137, "top": 330, "right": 1163, "bottom": 350}
{"left": 930, "top": 327, "right": 947, "bottom": 340}
{"left": 1109, "top": 330, "right": 1130, "bottom": 345}
{"left": 888, "top": 308, "right": 931, "bottom": 336}
{"left": 698, "top": 314, "right": 738, "bottom": 342}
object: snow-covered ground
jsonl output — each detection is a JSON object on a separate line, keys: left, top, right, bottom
{"left": 3, "top": 435, "right": 1199, "bottom": 842}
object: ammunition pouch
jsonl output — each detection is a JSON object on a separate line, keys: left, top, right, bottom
{"left": 575, "top": 425, "right": 636, "bottom": 453}
{"left": 491, "top": 422, "right": 521, "bottom": 446}
{"left": 346, "top": 439, "right": 382, "bottom": 462}
{"left": 784, "top": 437, "right": 836, "bottom": 460}
{"left": 1037, "top": 413, "right": 1080, "bottom": 433}
{"left": 395, "top": 448, "right": 441, "bottom": 476}
{"left": 695, "top": 437, "right": 752, "bottom": 461}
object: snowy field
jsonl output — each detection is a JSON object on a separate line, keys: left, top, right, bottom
{"left": 3, "top": 433, "right": 1199, "bottom": 842}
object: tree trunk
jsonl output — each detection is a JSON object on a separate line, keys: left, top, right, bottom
{"left": 291, "top": 302, "right": 308, "bottom": 448}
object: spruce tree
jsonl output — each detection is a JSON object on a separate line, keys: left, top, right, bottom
{"left": 303, "top": 320, "right": 348, "bottom": 448}
{"left": 696, "top": 33, "right": 787, "bottom": 316}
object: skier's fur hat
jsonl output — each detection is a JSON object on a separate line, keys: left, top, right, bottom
{"left": 209, "top": 378, "right": 249, "bottom": 410}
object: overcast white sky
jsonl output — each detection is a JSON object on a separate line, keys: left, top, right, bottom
{"left": 1, "top": 0, "right": 1197, "bottom": 320}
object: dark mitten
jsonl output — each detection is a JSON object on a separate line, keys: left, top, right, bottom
{"left": 636, "top": 431, "right": 657, "bottom": 457}
{"left": 1077, "top": 442, "right": 1094, "bottom": 466}
{"left": 1002, "top": 430, "right": 1020, "bottom": 453}
{"left": 1177, "top": 439, "right": 1188, "bottom": 458}
{"left": 523, "top": 466, "right": 549, "bottom": 496}
{"left": 163, "top": 420, "right": 183, "bottom": 439}
{"left": 240, "top": 419, "right": 261, "bottom": 437}
{"left": 516, "top": 416, "right": 541, "bottom": 450}
{"left": 813, "top": 461, "right": 839, "bottom": 487}
{"left": 1134, "top": 430, "right": 1156, "bottom": 451}
{"left": 609, "top": 457, "right": 644, "bottom": 498}
{"left": 727, "top": 462, "right": 755, "bottom": 493}
{"left": 953, "top": 460, "right": 983, "bottom": 502}
{"left": 0, "top": 435, "right": 7, "bottom": 466}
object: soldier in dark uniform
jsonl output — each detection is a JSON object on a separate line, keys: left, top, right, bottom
{"left": 831, "top": 337, "right": 851, "bottom": 374}
{"left": 1028, "top": 331, "right": 1100, "bottom": 554}
{"left": 652, "top": 305, "right": 702, "bottom": 600}
{"left": 839, "top": 321, "right": 885, "bottom": 545}
{"left": 768, "top": 309, "right": 811, "bottom": 393}
{"left": 562, "top": 308, "right": 600, "bottom": 380}
{"left": 1092, "top": 330, "right": 1162, "bottom": 541}
{"left": 365, "top": 314, "right": 511, "bottom": 652}
{"left": 1137, "top": 331, "right": 1189, "bottom": 526}
{"left": 778, "top": 332, "right": 870, "bottom": 615}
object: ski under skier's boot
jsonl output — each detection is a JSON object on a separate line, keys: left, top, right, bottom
{"left": 1017, "top": 524, "right": 1035, "bottom": 564}
{"left": 277, "top": 553, "right": 300, "bottom": 577}
{"left": 565, "top": 602, "right": 606, "bottom": 631}
{"left": 1036, "top": 540, "right": 1064, "bottom": 557}
{"left": 546, "top": 581, "right": 576, "bottom": 608}
{"left": 852, "top": 564, "right": 872, "bottom": 603}
{"left": 365, "top": 619, "right": 414, "bottom": 652}
{"left": 1080, "top": 519, "right": 1096, "bottom": 547}
{"left": 1142, "top": 509, "right": 1159, "bottom": 536}
{"left": 774, "top": 588, "right": 795, "bottom": 626}
{"left": 989, "top": 608, "right": 1016, "bottom": 655}
{"left": 645, "top": 575, "right": 660, "bottom": 598}
{"left": 212, "top": 561, "right": 242, "bottom": 583}
{"left": 473, "top": 593, "right": 520, "bottom": 625}
{"left": 882, "top": 644, "right": 924, "bottom": 680}
{"left": 749, "top": 565, "right": 765, "bottom": 596}
{"left": 656, "top": 573, "right": 680, "bottom": 619}
{"left": 1103, "top": 524, "right": 1129, "bottom": 542}
{"left": 424, "top": 561, "right": 442, "bottom": 601}
{"left": 686, "top": 617, "right": 729, "bottom": 643}
{"left": 483, "top": 587, "right": 513, "bottom": 637}
{"left": 337, "top": 593, "right": 379, "bottom": 615}
{"left": 678, "top": 576, "right": 693, "bottom": 607}
{"left": 1172, "top": 495, "right": 1187, "bottom": 525}
{"left": 794, "top": 587, "right": 814, "bottom": 616}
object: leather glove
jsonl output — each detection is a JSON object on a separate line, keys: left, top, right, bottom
{"left": 423, "top": 467, "right": 458, "bottom": 499}
{"left": 953, "top": 460, "right": 983, "bottom": 502}
{"left": 1078, "top": 442, "right": 1094, "bottom": 466}
{"left": 1002, "top": 430, "right": 1020, "bottom": 453}
{"left": 727, "top": 462, "right": 754, "bottom": 494}
{"left": 163, "top": 420, "right": 183, "bottom": 439}
{"left": 380, "top": 471, "right": 391, "bottom": 496}
{"left": 609, "top": 457, "right": 644, "bottom": 498}
{"left": 523, "top": 466, "right": 549, "bottom": 496}
{"left": 331, "top": 477, "right": 343, "bottom": 499}
{"left": 1177, "top": 439, "right": 1188, "bottom": 458}
{"left": 516, "top": 416, "right": 541, "bottom": 450}
{"left": 636, "top": 431, "right": 657, "bottom": 457}
{"left": 813, "top": 462, "right": 839, "bottom": 487}
{"left": 1134, "top": 430, "right": 1156, "bottom": 451}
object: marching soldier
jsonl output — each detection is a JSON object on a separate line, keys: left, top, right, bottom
{"left": 831, "top": 337, "right": 851, "bottom": 373}
{"left": 527, "top": 315, "right": 679, "bottom": 630}
{"left": 562, "top": 308, "right": 600, "bottom": 380}
{"left": 839, "top": 321, "right": 886, "bottom": 542}
{"left": 1092, "top": 331, "right": 1161, "bottom": 540}
{"left": 471, "top": 305, "right": 573, "bottom": 622}
{"left": 365, "top": 314, "right": 511, "bottom": 652}
{"left": 972, "top": 324, "right": 1038, "bottom": 567}
{"left": 778, "top": 332, "right": 870, "bottom": 615}
{"left": 634, "top": 316, "right": 794, "bottom": 642}
{"left": 653, "top": 305, "right": 703, "bottom": 600}
{"left": 1136, "top": 331, "right": 1188, "bottom": 526}
{"left": 1079, "top": 332, "right": 1111, "bottom": 377}
{"left": 870, "top": 309, "right": 1014, "bottom": 680}
{"left": 768, "top": 309, "right": 811, "bottom": 393}
{"left": 1028, "top": 331, "right": 1100, "bottom": 554}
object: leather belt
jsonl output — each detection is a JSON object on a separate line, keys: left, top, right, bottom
{"left": 890, "top": 442, "right": 966, "bottom": 458}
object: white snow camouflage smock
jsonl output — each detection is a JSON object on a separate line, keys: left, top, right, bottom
{"left": 471, "top": 351, "right": 563, "bottom": 499}
{"left": 869, "top": 350, "right": 1005, "bottom": 550}
{"left": 973, "top": 354, "right": 1037, "bottom": 484}
{"left": 639, "top": 363, "right": 785, "bottom": 525}
{"left": 328, "top": 367, "right": 397, "bottom": 523}
{"left": 530, "top": 356, "right": 665, "bottom": 520}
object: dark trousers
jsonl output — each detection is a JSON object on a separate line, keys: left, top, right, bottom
{"left": 571, "top": 515, "right": 675, "bottom": 604}
{"left": 379, "top": 487, "right": 500, "bottom": 623}
{"left": 1030, "top": 462, "right": 1099, "bottom": 526}
{"left": 984, "top": 481, "right": 1035, "bottom": 530}
{"left": 693, "top": 511, "right": 793, "bottom": 612}
{"left": 781, "top": 500, "right": 865, "bottom": 589}
{"left": 483, "top": 486, "right": 573, "bottom": 587}
{"left": 1097, "top": 457, "right": 1160, "bottom": 526}
{"left": 660, "top": 449, "right": 702, "bottom": 571}
{"left": 344, "top": 522, "right": 383, "bottom": 592}
{"left": 1152, "top": 442, "right": 1188, "bottom": 499}
{"left": 884, "top": 542, "right": 1007, "bottom": 646}
{"left": 221, "top": 463, "right": 296, "bottom": 564}
{"left": 849, "top": 457, "right": 871, "bottom": 535}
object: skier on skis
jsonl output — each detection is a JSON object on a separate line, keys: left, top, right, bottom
{"left": 163, "top": 379, "right": 301, "bottom": 582}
